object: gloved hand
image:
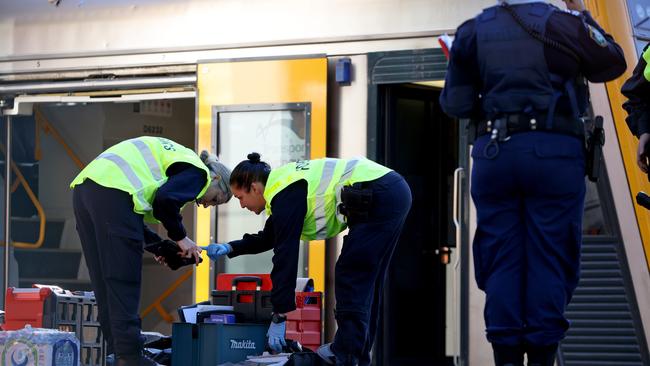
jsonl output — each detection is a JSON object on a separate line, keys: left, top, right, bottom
{"left": 199, "top": 243, "right": 232, "bottom": 261}
{"left": 266, "top": 320, "right": 286, "bottom": 354}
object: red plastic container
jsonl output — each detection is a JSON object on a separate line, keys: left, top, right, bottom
{"left": 286, "top": 292, "right": 322, "bottom": 351}
{"left": 3, "top": 287, "right": 52, "bottom": 330}
{"left": 216, "top": 273, "right": 272, "bottom": 292}
{"left": 215, "top": 274, "right": 322, "bottom": 350}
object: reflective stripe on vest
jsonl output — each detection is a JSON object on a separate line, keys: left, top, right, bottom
{"left": 96, "top": 152, "right": 152, "bottom": 211}
{"left": 264, "top": 158, "right": 389, "bottom": 241}
{"left": 313, "top": 159, "right": 338, "bottom": 238}
{"left": 129, "top": 138, "right": 163, "bottom": 181}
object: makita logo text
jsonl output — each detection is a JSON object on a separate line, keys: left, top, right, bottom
{"left": 230, "top": 339, "right": 256, "bottom": 350}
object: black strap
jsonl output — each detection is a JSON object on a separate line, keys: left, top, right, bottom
{"left": 501, "top": 3, "right": 580, "bottom": 63}
{"left": 476, "top": 113, "right": 584, "bottom": 138}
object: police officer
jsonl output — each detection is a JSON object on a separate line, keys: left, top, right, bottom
{"left": 440, "top": 1, "right": 626, "bottom": 365}
{"left": 70, "top": 136, "right": 232, "bottom": 366}
{"left": 621, "top": 44, "right": 650, "bottom": 172}
{"left": 203, "top": 153, "right": 411, "bottom": 366}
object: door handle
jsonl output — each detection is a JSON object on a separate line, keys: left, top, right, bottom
{"left": 452, "top": 167, "right": 464, "bottom": 269}
{"left": 451, "top": 167, "right": 465, "bottom": 366}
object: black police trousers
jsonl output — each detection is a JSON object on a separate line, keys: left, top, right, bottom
{"left": 73, "top": 179, "right": 146, "bottom": 360}
{"left": 331, "top": 171, "right": 412, "bottom": 366}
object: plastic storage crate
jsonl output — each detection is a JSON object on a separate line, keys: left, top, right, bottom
{"left": 172, "top": 322, "right": 266, "bottom": 365}
{"left": 211, "top": 274, "right": 322, "bottom": 350}
{"left": 4, "top": 286, "right": 105, "bottom": 366}
{"left": 286, "top": 292, "right": 322, "bottom": 351}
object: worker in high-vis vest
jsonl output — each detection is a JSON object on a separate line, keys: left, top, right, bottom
{"left": 622, "top": 43, "right": 650, "bottom": 173}
{"left": 203, "top": 152, "right": 412, "bottom": 366}
{"left": 70, "top": 136, "right": 232, "bottom": 366}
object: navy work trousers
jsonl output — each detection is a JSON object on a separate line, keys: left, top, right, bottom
{"left": 331, "top": 171, "right": 412, "bottom": 366}
{"left": 73, "top": 180, "right": 145, "bottom": 359}
{"left": 471, "top": 132, "right": 585, "bottom": 347}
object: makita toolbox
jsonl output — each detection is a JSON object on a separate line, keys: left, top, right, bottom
{"left": 211, "top": 274, "right": 323, "bottom": 351}
{"left": 4, "top": 285, "right": 104, "bottom": 366}
{"left": 171, "top": 322, "right": 266, "bottom": 365}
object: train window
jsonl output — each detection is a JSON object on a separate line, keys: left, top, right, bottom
{"left": 582, "top": 178, "right": 611, "bottom": 236}
{"left": 213, "top": 103, "right": 311, "bottom": 274}
{"left": 627, "top": 0, "right": 650, "bottom": 53}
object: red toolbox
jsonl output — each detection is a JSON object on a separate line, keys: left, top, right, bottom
{"left": 212, "top": 274, "right": 323, "bottom": 351}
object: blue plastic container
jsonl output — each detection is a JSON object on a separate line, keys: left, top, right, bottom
{"left": 172, "top": 322, "right": 266, "bottom": 365}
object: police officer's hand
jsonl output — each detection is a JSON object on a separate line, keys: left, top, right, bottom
{"left": 199, "top": 243, "right": 232, "bottom": 261}
{"left": 637, "top": 133, "right": 650, "bottom": 173}
{"left": 562, "top": 0, "right": 586, "bottom": 12}
{"left": 176, "top": 237, "right": 202, "bottom": 264}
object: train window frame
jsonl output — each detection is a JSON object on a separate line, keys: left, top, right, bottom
{"left": 210, "top": 102, "right": 312, "bottom": 276}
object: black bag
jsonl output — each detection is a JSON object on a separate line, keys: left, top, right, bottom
{"left": 339, "top": 184, "right": 373, "bottom": 225}
{"left": 285, "top": 352, "right": 326, "bottom": 366}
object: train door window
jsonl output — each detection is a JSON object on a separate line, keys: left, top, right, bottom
{"left": 626, "top": 0, "right": 650, "bottom": 53}
{"left": 213, "top": 103, "right": 311, "bottom": 274}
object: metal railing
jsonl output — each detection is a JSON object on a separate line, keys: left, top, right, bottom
{"left": 34, "top": 108, "right": 85, "bottom": 170}
{"left": 0, "top": 142, "right": 46, "bottom": 249}
{"left": 0, "top": 108, "right": 87, "bottom": 249}
{"left": 141, "top": 268, "right": 194, "bottom": 323}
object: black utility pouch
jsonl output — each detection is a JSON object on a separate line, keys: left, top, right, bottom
{"left": 340, "top": 184, "right": 373, "bottom": 225}
{"left": 585, "top": 116, "right": 605, "bottom": 183}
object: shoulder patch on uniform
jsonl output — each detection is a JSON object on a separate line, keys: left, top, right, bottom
{"left": 587, "top": 24, "right": 608, "bottom": 47}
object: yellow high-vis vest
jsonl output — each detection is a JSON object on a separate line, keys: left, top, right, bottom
{"left": 643, "top": 46, "right": 650, "bottom": 82}
{"left": 70, "top": 136, "right": 210, "bottom": 223}
{"left": 263, "top": 158, "right": 391, "bottom": 240}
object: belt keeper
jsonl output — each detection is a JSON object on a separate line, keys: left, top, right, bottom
{"left": 530, "top": 118, "right": 537, "bottom": 130}
{"left": 487, "top": 120, "right": 492, "bottom": 132}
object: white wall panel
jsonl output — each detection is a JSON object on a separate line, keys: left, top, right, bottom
{"left": 0, "top": 0, "right": 494, "bottom": 58}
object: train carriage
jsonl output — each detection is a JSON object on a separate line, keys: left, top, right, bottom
{"left": 0, "top": 0, "right": 648, "bottom": 365}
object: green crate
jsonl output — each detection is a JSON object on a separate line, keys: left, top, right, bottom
{"left": 172, "top": 322, "right": 266, "bottom": 365}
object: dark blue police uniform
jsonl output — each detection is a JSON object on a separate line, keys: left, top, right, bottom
{"left": 440, "top": 2, "right": 626, "bottom": 365}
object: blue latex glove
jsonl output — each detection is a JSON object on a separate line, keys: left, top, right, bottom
{"left": 266, "top": 320, "right": 286, "bottom": 354}
{"left": 199, "top": 243, "right": 232, "bottom": 261}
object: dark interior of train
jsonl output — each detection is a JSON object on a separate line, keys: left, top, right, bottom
{"left": 376, "top": 83, "right": 457, "bottom": 366}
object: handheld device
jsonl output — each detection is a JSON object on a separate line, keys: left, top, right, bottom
{"left": 144, "top": 239, "right": 202, "bottom": 270}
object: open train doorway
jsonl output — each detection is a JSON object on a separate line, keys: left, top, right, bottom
{"left": 1, "top": 91, "right": 197, "bottom": 335}
{"left": 368, "top": 48, "right": 460, "bottom": 366}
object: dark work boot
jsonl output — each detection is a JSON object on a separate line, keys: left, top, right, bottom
{"left": 493, "top": 343, "right": 525, "bottom": 366}
{"left": 526, "top": 343, "right": 558, "bottom": 366}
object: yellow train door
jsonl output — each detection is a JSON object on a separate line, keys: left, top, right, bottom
{"left": 194, "top": 57, "right": 327, "bottom": 302}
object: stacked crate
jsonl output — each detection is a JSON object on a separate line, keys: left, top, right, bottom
{"left": 3, "top": 286, "right": 105, "bottom": 366}
{"left": 211, "top": 274, "right": 323, "bottom": 351}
